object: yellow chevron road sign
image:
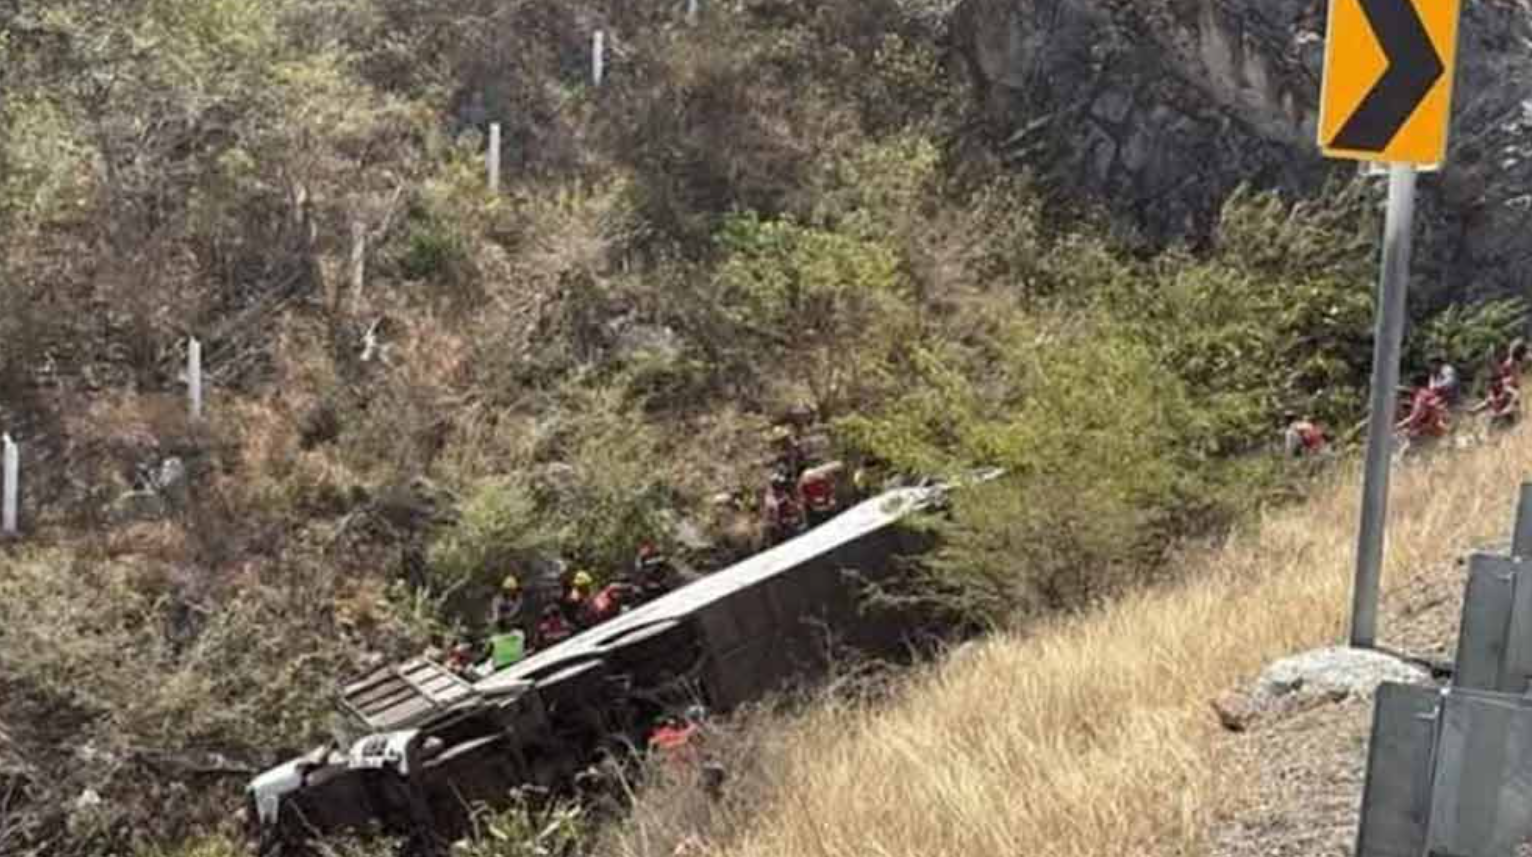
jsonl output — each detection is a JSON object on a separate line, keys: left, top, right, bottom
{"left": 1318, "top": 0, "right": 1464, "bottom": 165}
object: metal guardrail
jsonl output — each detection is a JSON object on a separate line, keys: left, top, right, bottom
{"left": 1356, "top": 482, "right": 1532, "bottom": 856}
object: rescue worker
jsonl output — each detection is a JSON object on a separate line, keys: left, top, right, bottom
{"left": 646, "top": 705, "right": 727, "bottom": 801}
{"left": 799, "top": 463, "right": 839, "bottom": 526}
{"left": 1471, "top": 371, "right": 1521, "bottom": 429}
{"left": 443, "top": 641, "right": 477, "bottom": 676}
{"left": 486, "top": 580, "right": 529, "bottom": 671}
{"left": 633, "top": 541, "right": 674, "bottom": 601}
{"left": 582, "top": 579, "right": 639, "bottom": 627}
{"left": 1396, "top": 373, "right": 1450, "bottom": 441}
{"left": 1500, "top": 339, "right": 1528, "bottom": 389}
{"left": 563, "top": 570, "right": 596, "bottom": 627}
{"left": 487, "top": 626, "right": 527, "bottom": 670}
{"left": 1428, "top": 356, "right": 1461, "bottom": 407}
{"left": 647, "top": 705, "right": 705, "bottom": 765}
{"left": 763, "top": 469, "right": 805, "bottom": 545}
{"left": 767, "top": 424, "right": 807, "bottom": 483}
{"left": 535, "top": 603, "right": 575, "bottom": 649}
{"left": 488, "top": 573, "right": 524, "bottom": 631}
{"left": 1282, "top": 412, "right": 1328, "bottom": 458}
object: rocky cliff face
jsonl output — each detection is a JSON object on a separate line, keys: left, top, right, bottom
{"left": 953, "top": 0, "right": 1532, "bottom": 304}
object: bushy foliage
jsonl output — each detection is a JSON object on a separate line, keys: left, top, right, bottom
{"left": 450, "top": 792, "right": 588, "bottom": 857}
{"left": 0, "top": 548, "right": 368, "bottom": 853}
{"left": 426, "top": 475, "right": 542, "bottom": 592}
{"left": 1406, "top": 296, "right": 1530, "bottom": 390}
{"left": 712, "top": 211, "right": 916, "bottom": 414}
{"left": 839, "top": 311, "right": 1196, "bottom": 619}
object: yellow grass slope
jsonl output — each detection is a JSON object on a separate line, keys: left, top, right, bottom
{"left": 620, "top": 427, "right": 1531, "bottom": 857}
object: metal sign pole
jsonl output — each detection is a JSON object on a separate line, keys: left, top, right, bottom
{"left": 1350, "top": 163, "right": 1418, "bottom": 648}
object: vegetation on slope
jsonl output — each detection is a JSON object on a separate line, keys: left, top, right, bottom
{"left": 0, "top": 1, "right": 1525, "bottom": 854}
{"left": 594, "top": 419, "right": 1532, "bottom": 857}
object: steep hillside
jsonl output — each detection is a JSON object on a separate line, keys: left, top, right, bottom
{"left": 1, "top": 1, "right": 1529, "bottom": 855}
{"left": 602, "top": 426, "right": 1532, "bottom": 857}
{"left": 953, "top": 0, "right": 1532, "bottom": 306}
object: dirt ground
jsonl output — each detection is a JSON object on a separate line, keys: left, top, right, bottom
{"left": 1207, "top": 547, "right": 1479, "bottom": 857}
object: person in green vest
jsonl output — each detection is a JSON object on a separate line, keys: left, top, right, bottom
{"left": 484, "top": 572, "right": 528, "bottom": 670}
{"left": 488, "top": 626, "right": 526, "bottom": 669}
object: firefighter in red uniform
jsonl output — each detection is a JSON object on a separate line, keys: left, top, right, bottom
{"left": 799, "top": 465, "right": 839, "bottom": 526}
{"left": 1282, "top": 412, "right": 1327, "bottom": 458}
{"left": 633, "top": 541, "right": 674, "bottom": 602}
{"left": 535, "top": 604, "right": 574, "bottom": 649}
{"left": 582, "top": 580, "right": 639, "bottom": 626}
{"left": 647, "top": 705, "right": 708, "bottom": 765}
{"left": 1396, "top": 373, "right": 1449, "bottom": 440}
{"left": 763, "top": 470, "right": 805, "bottom": 545}
{"left": 1472, "top": 371, "right": 1521, "bottom": 429}
{"left": 1494, "top": 339, "right": 1527, "bottom": 394}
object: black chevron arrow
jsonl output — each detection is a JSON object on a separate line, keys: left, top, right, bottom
{"left": 1328, "top": 0, "right": 1444, "bottom": 151}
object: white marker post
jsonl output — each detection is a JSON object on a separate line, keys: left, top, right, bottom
{"left": 2, "top": 433, "right": 17, "bottom": 536}
{"left": 488, "top": 122, "right": 501, "bottom": 194}
{"left": 188, "top": 336, "right": 203, "bottom": 420}
{"left": 687, "top": 0, "right": 699, "bottom": 25}
{"left": 350, "top": 219, "right": 366, "bottom": 302}
{"left": 593, "top": 31, "right": 605, "bottom": 86}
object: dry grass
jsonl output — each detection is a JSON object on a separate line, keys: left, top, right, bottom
{"left": 606, "top": 424, "right": 1532, "bottom": 857}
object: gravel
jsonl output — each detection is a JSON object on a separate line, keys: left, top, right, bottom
{"left": 1209, "top": 556, "right": 1465, "bottom": 857}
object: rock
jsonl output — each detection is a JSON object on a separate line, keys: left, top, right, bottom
{"left": 1214, "top": 646, "right": 1430, "bottom": 731}
{"left": 74, "top": 789, "right": 102, "bottom": 811}
{"left": 1257, "top": 646, "right": 1429, "bottom": 699}
{"left": 1211, "top": 690, "right": 1256, "bottom": 732}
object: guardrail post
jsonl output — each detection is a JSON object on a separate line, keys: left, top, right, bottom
{"left": 1513, "top": 483, "right": 1532, "bottom": 559}
{"left": 2, "top": 433, "right": 17, "bottom": 536}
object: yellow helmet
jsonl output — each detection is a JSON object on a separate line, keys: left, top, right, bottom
{"left": 572, "top": 570, "right": 594, "bottom": 589}
{"left": 501, "top": 574, "right": 520, "bottom": 593}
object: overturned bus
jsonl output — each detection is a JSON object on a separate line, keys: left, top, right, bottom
{"left": 247, "top": 473, "right": 997, "bottom": 854}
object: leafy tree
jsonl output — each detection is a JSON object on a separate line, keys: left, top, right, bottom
{"left": 712, "top": 211, "right": 918, "bottom": 415}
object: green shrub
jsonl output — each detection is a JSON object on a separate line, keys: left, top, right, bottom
{"left": 1406, "top": 296, "right": 1530, "bottom": 391}
{"left": 449, "top": 791, "right": 588, "bottom": 857}
{"left": 840, "top": 311, "right": 1196, "bottom": 623}
{"left": 529, "top": 387, "right": 683, "bottom": 574}
{"left": 401, "top": 217, "right": 470, "bottom": 282}
{"left": 712, "top": 211, "right": 918, "bottom": 414}
{"left": 426, "top": 475, "right": 544, "bottom": 594}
